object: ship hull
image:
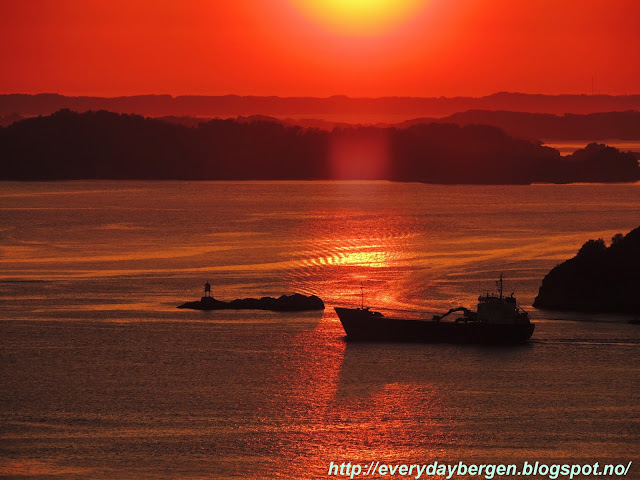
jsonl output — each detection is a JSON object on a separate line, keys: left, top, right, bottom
{"left": 335, "top": 308, "right": 535, "bottom": 345}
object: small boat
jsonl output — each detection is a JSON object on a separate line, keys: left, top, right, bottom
{"left": 334, "top": 275, "right": 535, "bottom": 345}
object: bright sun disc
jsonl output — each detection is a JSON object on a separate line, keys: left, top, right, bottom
{"left": 294, "top": 0, "right": 423, "bottom": 35}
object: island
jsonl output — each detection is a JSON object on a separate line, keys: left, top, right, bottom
{"left": 533, "top": 226, "right": 640, "bottom": 314}
{"left": 177, "top": 293, "right": 325, "bottom": 312}
{"left": 3, "top": 109, "right": 639, "bottom": 184}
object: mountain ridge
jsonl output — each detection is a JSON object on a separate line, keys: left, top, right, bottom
{"left": 3, "top": 92, "right": 640, "bottom": 119}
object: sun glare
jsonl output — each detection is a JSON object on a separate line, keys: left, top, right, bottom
{"left": 293, "top": 0, "right": 423, "bottom": 35}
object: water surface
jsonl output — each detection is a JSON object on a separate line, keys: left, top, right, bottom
{"left": 1, "top": 181, "right": 639, "bottom": 479}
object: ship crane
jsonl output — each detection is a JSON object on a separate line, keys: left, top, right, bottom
{"left": 432, "top": 306, "right": 475, "bottom": 322}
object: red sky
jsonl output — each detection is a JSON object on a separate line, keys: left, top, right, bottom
{"left": 1, "top": 0, "right": 639, "bottom": 97}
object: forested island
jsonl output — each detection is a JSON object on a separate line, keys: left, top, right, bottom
{"left": 534, "top": 227, "right": 640, "bottom": 314}
{"left": 1, "top": 109, "right": 638, "bottom": 184}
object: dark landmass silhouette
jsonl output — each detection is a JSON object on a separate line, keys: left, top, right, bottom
{"left": 121, "top": 111, "right": 640, "bottom": 148}
{"left": 156, "top": 115, "right": 211, "bottom": 128}
{"left": 533, "top": 227, "right": 640, "bottom": 314}
{"left": 177, "top": 293, "right": 325, "bottom": 311}
{"left": 0, "top": 113, "right": 25, "bottom": 127}
{"left": 2, "top": 92, "right": 640, "bottom": 119}
{"left": 156, "top": 111, "right": 640, "bottom": 146}
{"left": 157, "top": 111, "right": 640, "bottom": 143}
{"left": 4, "top": 95, "right": 640, "bottom": 143}
{"left": 157, "top": 114, "right": 356, "bottom": 131}
{"left": 398, "top": 110, "right": 640, "bottom": 141}
{"left": 1, "top": 109, "right": 638, "bottom": 183}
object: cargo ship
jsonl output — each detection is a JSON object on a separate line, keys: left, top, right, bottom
{"left": 334, "top": 275, "right": 535, "bottom": 344}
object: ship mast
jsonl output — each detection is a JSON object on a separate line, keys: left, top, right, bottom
{"left": 498, "top": 273, "right": 503, "bottom": 299}
{"left": 360, "top": 282, "right": 364, "bottom": 309}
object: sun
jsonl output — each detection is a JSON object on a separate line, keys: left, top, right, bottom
{"left": 293, "top": 0, "right": 423, "bottom": 35}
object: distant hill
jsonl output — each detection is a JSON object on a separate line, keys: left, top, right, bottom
{"left": 118, "top": 110, "right": 640, "bottom": 144}
{"left": 534, "top": 227, "right": 640, "bottom": 314}
{"left": 4, "top": 94, "right": 640, "bottom": 142}
{"left": 128, "top": 110, "right": 640, "bottom": 144}
{"left": 2, "top": 93, "right": 640, "bottom": 120}
{"left": 0, "top": 113, "right": 25, "bottom": 127}
{"left": 398, "top": 110, "right": 640, "bottom": 141}
{"left": 157, "top": 115, "right": 357, "bottom": 131}
{"left": 1, "top": 109, "right": 638, "bottom": 184}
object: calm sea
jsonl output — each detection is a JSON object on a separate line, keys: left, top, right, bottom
{"left": 1, "top": 181, "right": 639, "bottom": 479}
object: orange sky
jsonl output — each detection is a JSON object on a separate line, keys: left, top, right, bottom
{"left": 1, "top": 0, "right": 639, "bottom": 97}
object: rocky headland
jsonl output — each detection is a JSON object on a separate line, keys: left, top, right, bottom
{"left": 533, "top": 226, "right": 640, "bottom": 314}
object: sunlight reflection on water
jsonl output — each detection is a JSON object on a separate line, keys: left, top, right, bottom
{"left": 1, "top": 181, "right": 639, "bottom": 479}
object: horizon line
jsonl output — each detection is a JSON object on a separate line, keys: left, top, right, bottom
{"left": 3, "top": 91, "right": 640, "bottom": 100}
